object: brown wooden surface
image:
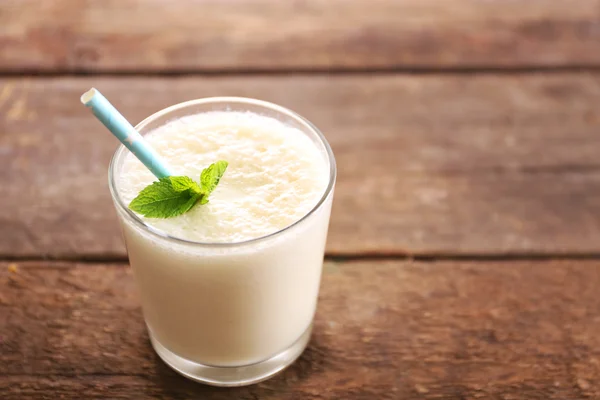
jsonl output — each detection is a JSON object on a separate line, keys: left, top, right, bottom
{"left": 2, "top": 0, "right": 600, "bottom": 72}
{"left": 2, "top": 74, "right": 600, "bottom": 258}
{"left": 1, "top": 260, "right": 599, "bottom": 399}
{"left": 3, "top": 2, "right": 600, "bottom": 398}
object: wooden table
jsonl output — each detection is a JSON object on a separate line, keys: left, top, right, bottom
{"left": 2, "top": 1, "right": 600, "bottom": 398}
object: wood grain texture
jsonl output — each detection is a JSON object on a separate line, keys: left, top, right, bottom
{"left": 1, "top": 260, "right": 600, "bottom": 399}
{"left": 2, "top": 74, "right": 600, "bottom": 257}
{"left": 1, "top": 0, "right": 600, "bottom": 72}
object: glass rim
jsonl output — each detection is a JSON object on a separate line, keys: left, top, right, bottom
{"left": 108, "top": 96, "right": 337, "bottom": 248}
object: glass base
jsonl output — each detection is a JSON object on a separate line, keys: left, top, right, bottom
{"left": 148, "top": 324, "right": 312, "bottom": 387}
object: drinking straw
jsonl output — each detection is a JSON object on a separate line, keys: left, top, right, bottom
{"left": 80, "top": 88, "right": 172, "bottom": 179}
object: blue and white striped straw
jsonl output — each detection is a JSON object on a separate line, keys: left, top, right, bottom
{"left": 80, "top": 88, "right": 172, "bottom": 179}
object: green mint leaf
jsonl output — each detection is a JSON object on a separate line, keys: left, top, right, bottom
{"left": 128, "top": 161, "right": 228, "bottom": 219}
{"left": 169, "top": 176, "right": 201, "bottom": 194}
{"left": 200, "top": 160, "right": 229, "bottom": 196}
{"left": 129, "top": 177, "right": 203, "bottom": 218}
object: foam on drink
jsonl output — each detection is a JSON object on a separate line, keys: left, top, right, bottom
{"left": 118, "top": 111, "right": 328, "bottom": 243}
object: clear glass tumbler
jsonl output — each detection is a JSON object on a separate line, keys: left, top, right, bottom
{"left": 108, "top": 98, "right": 336, "bottom": 386}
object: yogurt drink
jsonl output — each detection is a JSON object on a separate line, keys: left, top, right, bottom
{"left": 108, "top": 98, "right": 336, "bottom": 386}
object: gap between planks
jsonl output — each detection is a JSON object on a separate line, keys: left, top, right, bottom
{"left": 2, "top": 253, "right": 600, "bottom": 265}
{"left": 1, "top": 65, "right": 600, "bottom": 78}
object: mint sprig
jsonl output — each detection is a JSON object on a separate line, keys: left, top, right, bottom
{"left": 129, "top": 161, "right": 228, "bottom": 218}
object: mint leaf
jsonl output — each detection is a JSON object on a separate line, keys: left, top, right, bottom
{"left": 201, "top": 160, "right": 229, "bottom": 196}
{"left": 169, "top": 176, "right": 201, "bottom": 193}
{"left": 128, "top": 161, "right": 228, "bottom": 218}
{"left": 129, "top": 177, "right": 203, "bottom": 218}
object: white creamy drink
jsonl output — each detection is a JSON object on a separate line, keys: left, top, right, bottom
{"left": 111, "top": 102, "right": 334, "bottom": 382}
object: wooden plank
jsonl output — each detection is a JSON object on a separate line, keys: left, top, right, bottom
{"left": 1, "top": 0, "right": 600, "bottom": 72}
{"left": 2, "top": 75, "right": 600, "bottom": 257}
{"left": 1, "top": 260, "right": 600, "bottom": 399}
